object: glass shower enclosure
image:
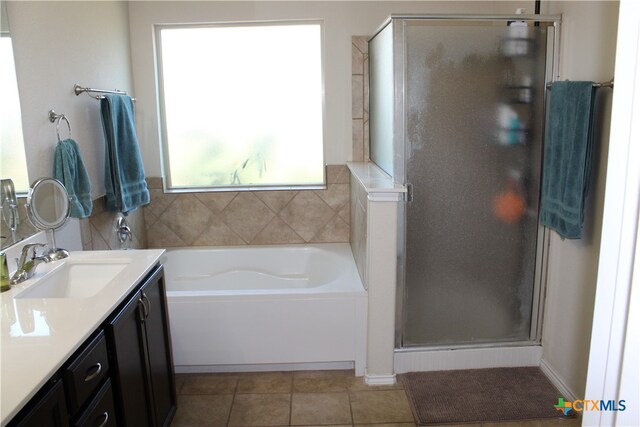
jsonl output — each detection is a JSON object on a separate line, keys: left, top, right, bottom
{"left": 369, "top": 15, "right": 560, "bottom": 348}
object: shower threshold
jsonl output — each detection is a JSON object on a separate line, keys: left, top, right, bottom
{"left": 394, "top": 342, "right": 543, "bottom": 374}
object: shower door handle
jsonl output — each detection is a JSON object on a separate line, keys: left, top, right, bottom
{"left": 406, "top": 183, "right": 414, "bottom": 202}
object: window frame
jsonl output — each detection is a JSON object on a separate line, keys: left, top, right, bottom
{"left": 154, "top": 19, "right": 326, "bottom": 193}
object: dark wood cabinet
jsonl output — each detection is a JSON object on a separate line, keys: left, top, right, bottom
{"left": 63, "top": 332, "right": 110, "bottom": 415}
{"left": 12, "top": 378, "right": 69, "bottom": 427}
{"left": 8, "top": 263, "right": 175, "bottom": 427}
{"left": 73, "top": 379, "right": 117, "bottom": 427}
{"left": 141, "top": 270, "right": 176, "bottom": 427}
{"left": 106, "top": 265, "right": 177, "bottom": 427}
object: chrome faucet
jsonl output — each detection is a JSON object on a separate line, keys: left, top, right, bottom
{"left": 9, "top": 243, "right": 68, "bottom": 285}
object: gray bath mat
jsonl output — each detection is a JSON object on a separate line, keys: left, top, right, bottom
{"left": 402, "top": 367, "right": 576, "bottom": 425}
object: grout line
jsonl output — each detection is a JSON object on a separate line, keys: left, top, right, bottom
{"left": 288, "top": 389, "right": 293, "bottom": 426}
{"left": 347, "top": 385, "right": 355, "bottom": 426}
{"left": 288, "top": 373, "right": 295, "bottom": 426}
{"left": 247, "top": 212, "right": 277, "bottom": 244}
{"left": 277, "top": 190, "right": 299, "bottom": 215}
{"left": 222, "top": 191, "right": 239, "bottom": 211}
{"left": 307, "top": 211, "right": 341, "bottom": 243}
{"left": 225, "top": 377, "right": 239, "bottom": 426}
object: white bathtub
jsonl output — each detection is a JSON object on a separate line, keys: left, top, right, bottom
{"left": 163, "top": 243, "right": 367, "bottom": 375}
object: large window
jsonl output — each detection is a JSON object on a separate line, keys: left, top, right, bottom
{"left": 155, "top": 21, "right": 325, "bottom": 191}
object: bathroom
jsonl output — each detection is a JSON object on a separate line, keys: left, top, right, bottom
{"left": 1, "top": 1, "right": 637, "bottom": 426}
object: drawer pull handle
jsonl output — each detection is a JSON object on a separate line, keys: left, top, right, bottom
{"left": 142, "top": 292, "right": 151, "bottom": 319}
{"left": 138, "top": 297, "right": 148, "bottom": 322}
{"left": 96, "top": 411, "right": 109, "bottom": 427}
{"left": 84, "top": 363, "right": 102, "bottom": 382}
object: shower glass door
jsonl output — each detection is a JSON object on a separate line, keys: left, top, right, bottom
{"left": 398, "top": 19, "right": 553, "bottom": 347}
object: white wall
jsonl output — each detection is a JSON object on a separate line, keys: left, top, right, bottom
{"left": 8, "top": 1, "right": 133, "bottom": 199}
{"left": 7, "top": 1, "right": 133, "bottom": 249}
{"left": 127, "top": 1, "right": 532, "bottom": 176}
{"left": 583, "top": 1, "right": 640, "bottom": 424}
{"left": 539, "top": 0, "right": 619, "bottom": 399}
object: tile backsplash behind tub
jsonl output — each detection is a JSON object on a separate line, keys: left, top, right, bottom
{"left": 144, "top": 165, "right": 350, "bottom": 248}
{"left": 80, "top": 196, "right": 147, "bottom": 250}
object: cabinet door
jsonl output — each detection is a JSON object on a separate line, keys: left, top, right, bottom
{"left": 12, "top": 378, "right": 68, "bottom": 427}
{"left": 140, "top": 267, "right": 177, "bottom": 427}
{"left": 106, "top": 291, "right": 153, "bottom": 427}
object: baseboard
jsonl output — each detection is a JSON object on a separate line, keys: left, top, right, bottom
{"left": 394, "top": 345, "right": 543, "bottom": 373}
{"left": 364, "top": 371, "right": 397, "bottom": 385}
{"left": 539, "top": 358, "right": 578, "bottom": 401}
{"left": 174, "top": 361, "right": 355, "bottom": 374}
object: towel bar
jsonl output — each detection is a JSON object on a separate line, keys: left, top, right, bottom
{"left": 546, "top": 79, "right": 614, "bottom": 90}
{"left": 74, "top": 84, "right": 136, "bottom": 101}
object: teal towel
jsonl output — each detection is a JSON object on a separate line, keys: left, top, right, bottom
{"left": 53, "top": 138, "right": 93, "bottom": 218}
{"left": 100, "top": 94, "right": 150, "bottom": 213}
{"left": 540, "top": 81, "right": 596, "bottom": 239}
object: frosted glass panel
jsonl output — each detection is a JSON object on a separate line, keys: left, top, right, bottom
{"left": 158, "top": 23, "right": 324, "bottom": 189}
{"left": 402, "top": 22, "right": 548, "bottom": 346}
{"left": 369, "top": 24, "right": 394, "bottom": 176}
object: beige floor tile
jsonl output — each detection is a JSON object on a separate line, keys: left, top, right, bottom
{"left": 293, "top": 370, "right": 350, "bottom": 393}
{"left": 236, "top": 371, "right": 293, "bottom": 394}
{"left": 181, "top": 374, "right": 238, "bottom": 395}
{"left": 175, "top": 374, "right": 187, "bottom": 394}
{"left": 172, "top": 394, "right": 233, "bottom": 426}
{"left": 228, "top": 393, "right": 291, "bottom": 426}
{"left": 291, "top": 392, "right": 352, "bottom": 425}
{"left": 350, "top": 390, "right": 415, "bottom": 424}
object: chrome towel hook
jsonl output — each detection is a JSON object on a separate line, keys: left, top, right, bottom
{"left": 48, "top": 110, "right": 72, "bottom": 142}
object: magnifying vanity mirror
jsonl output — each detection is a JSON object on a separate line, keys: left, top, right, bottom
{"left": 25, "top": 178, "right": 70, "bottom": 261}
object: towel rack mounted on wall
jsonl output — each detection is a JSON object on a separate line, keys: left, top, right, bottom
{"left": 48, "top": 110, "right": 72, "bottom": 142}
{"left": 545, "top": 79, "right": 614, "bottom": 90}
{"left": 74, "top": 84, "right": 136, "bottom": 101}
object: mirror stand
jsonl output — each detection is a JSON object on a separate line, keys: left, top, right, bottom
{"left": 45, "top": 229, "right": 69, "bottom": 261}
{"left": 26, "top": 178, "right": 71, "bottom": 261}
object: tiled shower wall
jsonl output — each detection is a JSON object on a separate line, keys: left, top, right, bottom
{"left": 352, "top": 36, "right": 370, "bottom": 162}
{"left": 143, "top": 165, "right": 350, "bottom": 248}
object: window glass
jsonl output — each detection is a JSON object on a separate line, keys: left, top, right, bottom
{"left": 156, "top": 22, "right": 324, "bottom": 190}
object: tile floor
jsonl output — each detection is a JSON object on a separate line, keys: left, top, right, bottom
{"left": 172, "top": 370, "right": 582, "bottom": 427}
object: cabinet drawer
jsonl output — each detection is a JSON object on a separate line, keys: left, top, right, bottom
{"left": 74, "top": 378, "right": 117, "bottom": 427}
{"left": 64, "top": 331, "right": 110, "bottom": 412}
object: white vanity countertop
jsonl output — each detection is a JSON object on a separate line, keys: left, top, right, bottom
{"left": 0, "top": 249, "right": 165, "bottom": 425}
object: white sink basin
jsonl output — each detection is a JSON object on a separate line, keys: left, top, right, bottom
{"left": 15, "top": 260, "right": 130, "bottom": 299}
